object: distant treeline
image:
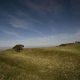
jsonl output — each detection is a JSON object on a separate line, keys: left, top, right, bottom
{"left": 59, "top": 41, "right": 80, "bottom": 46}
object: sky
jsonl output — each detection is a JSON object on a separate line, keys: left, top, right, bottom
{"left": 0, "top": 0, "right": 80, "bottom": 47}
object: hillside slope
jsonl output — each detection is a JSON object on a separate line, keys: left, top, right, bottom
{"left": 0, "top": 44, "right": 80, "bottom": 80}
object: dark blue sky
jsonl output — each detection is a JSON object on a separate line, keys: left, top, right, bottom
{"left": 0, "top": 0, "right": 80, "bottom": 47}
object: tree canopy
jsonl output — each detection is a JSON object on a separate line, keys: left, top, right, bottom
{"left": 13, "top": 44, "right": 24, "bottom": 52}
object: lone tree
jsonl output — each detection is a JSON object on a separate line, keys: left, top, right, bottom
{"left": 13, "top": 44, "right": 24, "bottom": 52}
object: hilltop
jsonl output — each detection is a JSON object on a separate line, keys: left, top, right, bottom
{"left": 0, "top": 43, "right": 80, "bottom": 80}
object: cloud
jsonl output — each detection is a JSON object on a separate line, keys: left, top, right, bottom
{"left": 2, "top": 30, "right": 22, "bottom": 38}
{"left": 8, "top": 15, "right": 45, "bottom": 37}
{"left": 1, "top": 30, "right": 80, "bottom": 47}
{"left": 22, "top": 0, "right": 64, "bottom": 15}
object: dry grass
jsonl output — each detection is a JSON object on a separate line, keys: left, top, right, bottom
{"left": 0, "top": 45, "right": 80, "bottom": 80}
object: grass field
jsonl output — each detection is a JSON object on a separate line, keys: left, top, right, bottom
{"left": 0, "top": 44, "right": 80, "bottom": 80}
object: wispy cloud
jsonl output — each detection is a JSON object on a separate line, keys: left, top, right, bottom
{"left": 1, "top": 30, "right": 80, "bottom": 47}
{"left": 2, "top": 30, "right": 22, "bottom": 38}
{"left": 8, "top": 15, "right": 45, "bottom": 36}
{"left": 22, "top": 0, "right": 64, "bottom": 15}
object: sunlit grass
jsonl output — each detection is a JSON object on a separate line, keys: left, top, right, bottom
{"left": 0, "top": 44, "right": 80, "bottom": 80}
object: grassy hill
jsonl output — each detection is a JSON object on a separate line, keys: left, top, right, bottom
{"left": 0, "top": 43, "right": 80, "bottom": 80}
